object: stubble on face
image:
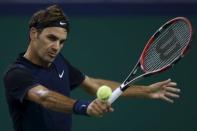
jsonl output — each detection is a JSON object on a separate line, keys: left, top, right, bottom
{"left": 29, "top": 27, "right": 67, "bottom": 67}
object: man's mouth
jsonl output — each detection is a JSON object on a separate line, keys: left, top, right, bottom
{"left": 48, "top": 52, "right": 57, "bottom": 58}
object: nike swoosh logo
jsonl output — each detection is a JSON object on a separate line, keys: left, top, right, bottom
{"left": 60, "top": 21, "right": 66, "bottom": 25}
{"left": 59, "top": 70, "right": 64, "bottom": 78}
{"left": 81, "top": 105, "right": 87, "bottom": 108}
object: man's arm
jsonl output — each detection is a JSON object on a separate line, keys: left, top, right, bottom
{"left": 27, "top": 85, "right": 76, "bottom": 113}
{"left": 81, "top": 76, "right": 180, "bottom": 103}
{"left": 4, "top": 68, "right": 112, "bottom": 117}
{"left": 81, "top": 76, "right": 148, "bottom": 97}
{"left": 26, "top": 85, "right": 113, "bottom": 117}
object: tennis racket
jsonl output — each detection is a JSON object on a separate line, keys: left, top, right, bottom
{"left": 108, "top": 17, "right": 193, "bottom": 104}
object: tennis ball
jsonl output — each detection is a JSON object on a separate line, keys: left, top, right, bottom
{"left": 97, "top": 85, "right": 112, "bottom": 101}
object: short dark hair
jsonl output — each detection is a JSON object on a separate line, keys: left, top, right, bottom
{"left": 29, "top": 4, "right": 69, "bottom": 32}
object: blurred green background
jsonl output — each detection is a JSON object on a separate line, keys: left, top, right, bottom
{"left": 0, "top": 5, "right": 197, "bottom": 131}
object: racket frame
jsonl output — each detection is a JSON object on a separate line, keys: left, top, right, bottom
{"left": 140, "top": 17, "right": 193, "bottom": 73}
{"left": 108, "top": 17, "right": 193, "bottom": 104}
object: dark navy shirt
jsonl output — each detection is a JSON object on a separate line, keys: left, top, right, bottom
{"left": 3, "top": 53, "right": 85, "bottom": 131}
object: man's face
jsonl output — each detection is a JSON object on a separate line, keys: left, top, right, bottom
{"left": 31, "top": 27, "right": 67, "bottom": 65}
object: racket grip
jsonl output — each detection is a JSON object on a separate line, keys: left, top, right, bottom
{"left": 108, "top": 87, "right": 123, "bottom": 104}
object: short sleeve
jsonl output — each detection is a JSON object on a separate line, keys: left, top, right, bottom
{"left": 68, "top": 63, "right": 85, "bottom": 90}
{"left": 3, "top": 68, "right": 39, "bottom": 103}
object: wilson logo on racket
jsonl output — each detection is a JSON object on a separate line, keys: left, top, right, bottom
{"left": 156, "top": 29, "right": 181, "bottom": 61}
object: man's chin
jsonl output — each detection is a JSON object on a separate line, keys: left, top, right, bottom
{"left": 47, "top": 54, "right": 57, "bottom": 61}
{"left": 44, "top": 56, "right": 56, "bottom": 64}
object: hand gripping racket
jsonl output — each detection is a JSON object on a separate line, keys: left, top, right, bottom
{"left": 108, "top": 17, "right": 193, "bottom": 104}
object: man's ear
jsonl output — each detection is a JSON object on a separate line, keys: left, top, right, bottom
{"left": 30, "top": 27, "right": 38, "bottom": 40}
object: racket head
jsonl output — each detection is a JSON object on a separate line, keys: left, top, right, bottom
{"left": 139, "top": 17, "right": 193, "bottom": 74}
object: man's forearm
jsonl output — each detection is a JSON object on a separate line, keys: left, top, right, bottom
{"left": 122, "top": 85, "right": 150, "bottom": 98}
{"left": 27, "top": 86, "right": 76, "bottom": 114}
{"left": 40, "top": 90, "right": 76, "bottom": 113}
{"left": 82, "top": 77, "right": 150, "bottom": 98}
{"left": 96, "top": 79, "right": 150, "bottom": 98}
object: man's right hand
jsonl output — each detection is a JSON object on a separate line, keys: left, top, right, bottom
{"left": 86, "top": 99, "right": 114, "bottom": 117}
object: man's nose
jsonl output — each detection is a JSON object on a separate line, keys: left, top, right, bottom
{"left": 52, "top": 42, "right": 61, "bottom": 51}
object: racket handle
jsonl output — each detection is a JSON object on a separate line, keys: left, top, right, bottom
{"left": 108, "top": 87, "right": 123, "bottom": 104}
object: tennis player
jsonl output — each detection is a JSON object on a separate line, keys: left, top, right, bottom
{"left": 3, "top": 4, "right": 180, "bottom": 131}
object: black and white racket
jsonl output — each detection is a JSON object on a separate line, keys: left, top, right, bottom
{"left": 108, "top": 17, "right": 193, "bottom": 104}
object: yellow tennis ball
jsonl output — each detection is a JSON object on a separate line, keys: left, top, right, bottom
{"left": 97, "top": 85, "right": 112, "bottom": 101}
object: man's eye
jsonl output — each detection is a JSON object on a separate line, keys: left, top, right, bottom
{"left": 60, "top": 40, "right": 66, "bottom": 44}
{"left": 47, "top": 36, "right": 57, "bottom": 41}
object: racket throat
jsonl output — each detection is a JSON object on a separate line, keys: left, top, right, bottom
{"left": 121, "top": 85, "right": 130, "bottom": 91}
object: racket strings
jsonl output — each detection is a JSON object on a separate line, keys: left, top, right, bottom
{"left": 147, "top": 22, "right": 189, "bottom": 70}
{"left": 143, "top": 20, "right": 191, "bottom": 71}
{"left": 146, "top": 26, "right": 187, "bottom": 70}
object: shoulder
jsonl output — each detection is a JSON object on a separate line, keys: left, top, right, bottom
{"left": 3, "top": 63, "right": 32, "bottom": 83}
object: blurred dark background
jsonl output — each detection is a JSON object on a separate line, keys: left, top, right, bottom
{"left": 0, "top": 0, "right": 197, "bottom": 131}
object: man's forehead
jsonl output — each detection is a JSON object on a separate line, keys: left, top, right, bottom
{"left": 42, "top": 27, "right": 67, "bottom": 37}
{"left": 43, "top": 27, "right": 67, "bottom": 33}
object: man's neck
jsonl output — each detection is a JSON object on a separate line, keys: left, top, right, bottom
{"left": 24, "top": 47, "right": 50, "bottom": 68}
